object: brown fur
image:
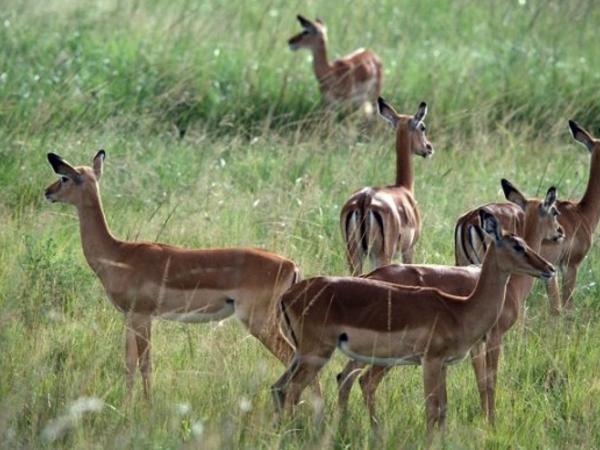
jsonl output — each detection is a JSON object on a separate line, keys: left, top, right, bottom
{"left": 340, "top": 99, "right": 432, "bottom": 275}
{"left": 272, "top": 214, "right": 555, "bottom": 435}
{"left": 45, "top": 151, "right": 301, "bottom": 399}
{"left": 455, "top": 122, "right": 600, "bottom": 312}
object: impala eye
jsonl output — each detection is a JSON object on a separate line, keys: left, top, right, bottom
{"left": 513, "top": 243, "right": 525, "bottom": 253}
{"left": 60, "top": 176, "right": 69, "bottom": 183}
{"left": 421, "top": 124, "right": 426, "bottom": 132}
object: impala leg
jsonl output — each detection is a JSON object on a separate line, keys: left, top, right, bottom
{"left": 272, "top": 355, "right": 330, "bottom": 419}
{"left": 484, "top": 329, "right": 502, "bottom": 425}
{"left": 346, "top": 239, "right": 363, "bottom": 276}
{"left": 439, "top": 365, "right": 448, "bottom": 430}
{"left": 359, "top": 365, "right": 391, "bottom": 428}
{"left": 132, "top": 314, "right": 153, "bottom": 401}
{"left": 561, "top": 265, "right": 578, "bottom": 309}
{"left": 422, "top": 357, "right": 444, "bottom": 435}
{"left": 545, "top": 276, "right": 562, "bottom": 315}
{"left": 336, "top": 360, "right": 365, "bottom": 413}
{"left": 124, "top": 315, "right": 139, "bottom": 400}
{"left": 470, "top": 340, "right": 489, "bottom": 418}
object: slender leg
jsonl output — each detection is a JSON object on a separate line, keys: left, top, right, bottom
{"left": 359, "top": 365, "right": 391, "bottom": 428}
{"left": 545, "top": 276, "right": 562, "bottom": 315}
{"left": 439, "top": 366, "right": 448, "bottom": 430}
{"left": 124, "top": 315, "right": 139, "bottom": 400}
{"left": 484, "top": 329, "right": 503, "bottom": 425}
{"left": 422, "top": 357, "right": 444, "bottom": 435}
{"left": 470, "top": 340, "right": 489, "bottom": 417}
{"left": 275, "top": 356, "right": 330, "bottom": 417}
{"left": 337, "top": 360, "right": 366, "bottom": 413}
{"left": 561, "top": 265, "right": 579, "bottom": 309}
{"left": 132, "top": 314, "right": 153, "bottom": 400}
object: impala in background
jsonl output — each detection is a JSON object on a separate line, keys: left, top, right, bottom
{"left": 288, "top": 15, "right": 382, "bottom": 114}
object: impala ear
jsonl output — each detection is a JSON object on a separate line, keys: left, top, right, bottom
{"left": 543, "top": 186, "right": 557, "bottom": 209}
{"left": 377, "top": 97, "right": 400, "bottom": 128}
{"left": 568, "top": 120, "right": 594, "bottom": 152}
{"left": 297, "top": 15, "right": 316, "bottom": 32}
{"left": 413, "top": 102, "right": 428, "bottom": 122}
{"left": 480, "top": 209, "right": 502, "bottom": 243}
{"left": 93, "top": 149, "right": 105, "bottom": 180}
{"left": 501, "top": 178, "right": 527, "bottom": 211}
{"left": 47, "top": 153, "right": 80, "bottom": 180}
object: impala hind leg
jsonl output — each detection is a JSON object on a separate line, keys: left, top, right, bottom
{"left": 358, "top": 365, "right": 391, "bottom": 428}
{"left": 401, "top": 246, "right": 414, "bottom": 264}
{"left": 336, "top": 360, "right": 366, "bottom": 413}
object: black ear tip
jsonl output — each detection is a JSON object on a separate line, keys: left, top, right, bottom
{"left": 96, "top": 149, "right": 106, "bottom": 159}
{"left": 338, "top": 332, "right": 349, "bottom": 343}
{"left": 47, "top": 152, "right": 62, "bottom": 164}
{"left": 568, "top": 119, "right": 580, "bottom": 133}
{"left": 419, "top": 101, "right": 427, "bottom": 108}
{"left": 500, "top": 178, "right": 514, "bottom": 196}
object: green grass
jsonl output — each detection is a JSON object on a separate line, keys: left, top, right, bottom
{"left": 1, "top": 0, "right": 600, "bottom": 448}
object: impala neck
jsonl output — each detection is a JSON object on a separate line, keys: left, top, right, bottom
{"left": 505, "top": 211, "right": 544, "bottom": 310}
{"left": 463, "top": 243, "right": 510, "bottom": 339}
{"left": 394, "top": 125, "right": 414, "bottom": 190}
{"left": 75, "top": 185, "right": 119, "bottom": 275}
{"left": 578, "top": 149, "right": 600, "bottom": 229}
{"left": 311, "top": 41, "right": 331, "bottom": 83}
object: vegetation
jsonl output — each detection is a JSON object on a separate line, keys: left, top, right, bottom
{"left": 1, "top": 0, "right": 599, "bottom": 448}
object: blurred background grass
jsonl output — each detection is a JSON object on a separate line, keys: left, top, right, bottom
{"left": 1, "top": 0, "right": 600, "bottom": 448}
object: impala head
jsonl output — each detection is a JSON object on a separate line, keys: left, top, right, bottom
{"left": 479, "top": 210, "right": 555, "bottom": 280}
{"left": 288, "top": 15, "right": 327, "bottom": 51}
{"left": 45, "top": 150, "right": 105, "bottom": 206}
{"left": 501, "top": 179, "right": 564, "bottom": 243}
{"left": 377, "top": 97, "right": 434, "bottom": 158}
{"left": 568, "top": 120, "right": 599, "bottom": 153}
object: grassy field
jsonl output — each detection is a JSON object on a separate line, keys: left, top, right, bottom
{"left": 1, "top": 0, "right": 600, "bottom": 448}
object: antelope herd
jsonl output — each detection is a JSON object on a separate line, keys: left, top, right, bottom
{"left": 43, "top": 13, "right": 599, "bottom": 439}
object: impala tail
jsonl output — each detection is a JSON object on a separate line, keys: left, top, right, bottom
{"left": 342, "top": 188, "right": 384, "bottom": 274}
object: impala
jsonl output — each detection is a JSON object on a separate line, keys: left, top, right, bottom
{"left": 272, "top": 212, "right": 555, "bottom": 434}
{"left": 288, "top": 15, "right": 382, "bottom": 113}
{"left": 454, "top": 120, "right": 600, "bottom": 312}
{"left": 44, "top": 151, "right": 301, "bottom": 399}
{"left": 340, "top": 97, "right": 433, "bottom": 275}
{"left": 336, "top": 181, "right": 564, "bottom": 425}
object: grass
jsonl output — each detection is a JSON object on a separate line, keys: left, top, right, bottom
{"left": 1, "top": 0, "right": 600, "bottom": 448}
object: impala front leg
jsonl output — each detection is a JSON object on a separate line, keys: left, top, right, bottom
{"left": 484, "top": 329, "right": 502, "bottom": 425}
{"left": 133, "top": 313, "right": 153, "bottom": 400}
{"left": 545, "top": 275, "right": 562, "bottom": 314}
{"left": 124, "top": 315, "right": 139, "bottom": 400}
{"left": 561, "top": 265, "right": 579, "bottom": 309}
{"left": 470, "top": 340, "right": 489, "bottom": 417}
{"left": 422, "top": 357, "right": 444, "bottom": 435}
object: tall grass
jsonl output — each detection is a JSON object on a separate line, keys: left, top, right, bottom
{"left": 1, "top": 0, "right": 600, "bottom": 448}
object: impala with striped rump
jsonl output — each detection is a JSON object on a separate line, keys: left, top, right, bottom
{"left": 340, "top": 97, "right": 433, "bottom": 275}
{"left": 288, "top": 15, "right": 383, "bottom": 114}
{"left": 454, "top": 120, "right": 600, "bottom": 312}
{"left": 336, "top": 181, "right": 564, "bottom": 426}
{"left": 272, "top": 212, "right": 555, "bottom": 434}
{"left": 44, "top": 151, "right": 301, "bottom": 399}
